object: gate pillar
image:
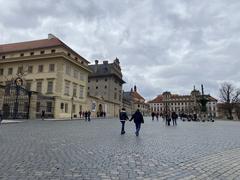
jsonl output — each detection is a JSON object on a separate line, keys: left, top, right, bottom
{"left": 29, "top": 93, "right": 38, "bottom": 119}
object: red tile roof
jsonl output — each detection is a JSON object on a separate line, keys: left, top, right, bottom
{"left": 0, "top": 38, "right": 62, "bottom": 53}
{"left": 0, "top": 35, "right": 90, "bottom": 63}
{"left": 148, "top": 95, "right": 163, "bottom": 103}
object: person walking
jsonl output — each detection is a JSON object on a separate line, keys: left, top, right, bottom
{"left": 172, "top": 111, "right": 178, "bottom": 126}
{"left": 79, "top": 111, "right": 82, "bottom": 118}
{"left": 0, "top": 110, "right": 3, "bottom": 125}
{"left": 41, "top": 110, "right": 45, "bottom": 120}
{"left": 130, "top": 109, "right": 144, "bottom": 136}
{"left": 84, "top": 111, "right": 88, "bottom": 121}
{"left": 151, "top": 112, "right": 155, "bottom": 121}
{"left": 166, "top": 113, "right": 171, "bottom": 126}
{"left": 119, "top": 108, "right": 129, "bottom": 135}
{"left": 156, "top": 112, "right": 159, "bottom": 121}
{"left": 87, "top": 111, "right": 91, "bottom": 121}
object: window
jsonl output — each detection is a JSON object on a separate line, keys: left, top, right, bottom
{"left": 64, "top": 81, "right": 70, "bottom": 95}
{"left": 36, "top": 102, "right": 40, "bottom": 112}
{"left": 2, "top": 56, "right": 5, "bottom": 59}
{"left": 17, "top": 66, "right": 23, "bottom": 74}
{"left": 0, "top": 69, "right": 4, "bottom": 75}
{"left": 65, "top": 64, "right": 71, "bottom": 75}
{"left": 72, "top": 104, "right": 76, "bottom": 113}
{"left": 8, "top": 68, "right": 13, "bottom": 75}
{"left": 49, "top": 64, "right": 55, "bottom": 72}
{"left": 30, "top": 52, "right": 34, "bottom": 56}
{"left": 73, "top": 69, "right": 78, "bottom": 79}
{"left": 38, "top": 65, "right": 43, "bottom": 72}
{"left": 65, "top": 103, "right": 68, "bottom": 113}
{"left": 105, "top": 78, "right": 107, "bottom": 81}
{"left": 36, "top": 81, "right": 42, "bottom": 93}
{"left": 28, "top": 66, "right": 33, "bottom": 73}
{"left": 80, "top": 73, "right": 85, "bottom": 81}
{"left": 75, "top": 57, "right": 78, "bottom": 60}
{"left": 105, "top": 85, "right": 107, "bottom": 89}
{"left": 40, "top": 50, "right": 45, "bottom": 54}
{"left": 20, "top": 53, "right": 24, "bottom": 57}
{"left": 47, "top": 81, "right": 53, "bottom": 93}
{"left": 60, "top": 103, "right": 64, "bottom": 110}
{"left": 46, "top": 102, "right": 52, "bottom": 112}
{"left": 114, "top": 92, "right": 117, "bottom": 99}
{"left": 73, "top": 84, "right": 77, "bottom": 97}
{"left": 26, "top": 81, "right": 32, "bottom": 91}
{"left": 51, "top": 49, "right": 56, "bottom": 53}
{"left": 96, "top": 86, "right": 98, "bottom": 89}
{"left": 79, "top": 85, "right": 84, "bottom": 99}
{"left": 67, "top": 52, "right": 71, "bottom": 56}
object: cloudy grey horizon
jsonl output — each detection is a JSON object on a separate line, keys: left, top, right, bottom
{"left": 0, "top": 0, "right": 239, "bottom": 101}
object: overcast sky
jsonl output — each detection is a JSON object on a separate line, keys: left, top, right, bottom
{"left": 0, "top": 0, "right": 239, "bottom": 100}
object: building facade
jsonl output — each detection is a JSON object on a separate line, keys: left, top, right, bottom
{"left": 148, "top": 88, "right": 218, "bottom": 117}
{"left": 217, "top": 103, "right": 240, "bottom": 120}
{"left": 123, "top": 86, "right": 150, "bottom": 116}
{"left": 87, "top": 59, "right": 125, "bottom": 117}
{"left": 0, "top": 34, "right": 91, "bottom": 119}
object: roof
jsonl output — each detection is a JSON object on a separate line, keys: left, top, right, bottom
{"left": 89, "top": 61, "right": 125, "bottom": 84}
{"left": 131, "top": 91, "right": 145, "bottom": 101}
{"left": 0, "top": 38, "right": 62, "bottom": 53}
{"left": 148, "top": 95, "right": 163, "bottom": 103}
{"left": 0, "top": 34, "right": 90, "bottom": 63}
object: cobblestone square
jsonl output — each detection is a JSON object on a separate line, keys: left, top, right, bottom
{"left": 1, "top": 118, "right": 240, "bottom": 179}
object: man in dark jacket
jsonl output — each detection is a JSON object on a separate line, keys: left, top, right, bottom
{"left": 119, "top": 108, "right": 129, "bottom": 134}
{"left": 130, "top": 109, "right": 144, "bottom": 136}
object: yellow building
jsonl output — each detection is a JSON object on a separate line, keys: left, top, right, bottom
{"left": 0, "top": 34, "right": 91, "bottom": 119}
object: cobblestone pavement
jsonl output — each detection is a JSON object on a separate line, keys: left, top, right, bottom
{"left": 1, "top": 118, "right": 240, "bottom": 179}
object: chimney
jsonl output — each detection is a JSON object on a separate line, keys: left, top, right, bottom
{"left": 130, "top": 88, "right": 133, "bottom": 92}
{"left": 134, "top": 85, "right": 137, "bottom": 92}
{"left": 94, "top": 60, "right": 99, "bottom": 73}
{"left": 48, "top": 33, "right": 56, "bottom": 39}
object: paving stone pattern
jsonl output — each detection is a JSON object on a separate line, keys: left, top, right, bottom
{"left": 1, "top": 118, "right": 240, "bottom": 179}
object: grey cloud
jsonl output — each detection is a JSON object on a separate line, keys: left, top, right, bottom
{"left": 0, "top": 0, "right": 240, "bottom": 100}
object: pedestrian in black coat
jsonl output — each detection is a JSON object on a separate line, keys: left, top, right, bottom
{"left": 41, "top": 110, "right": 45, "bottom": 120}
{"left": 130, "top": 109, "right": 144, "bottom": 136}
{"left": 151, "top": 112, "right": 155, "bottom": 121}
{"left": 84, "top": 111, "right": 88, "bottom": 121}
{"left": 119, "top": 108, "right": 129, "bottom": 134}
{"left": 87, "top": 111, "right": 91, "bottom": 121}
{"left": 0, "top": 110, "right": 3, "bottom": 124}
{"left": 171, "top": 111, "right": 178, "bottom": 126}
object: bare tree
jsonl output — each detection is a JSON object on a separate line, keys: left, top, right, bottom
{"left": 219, "top": 82, "right": 240, "bottom": 119}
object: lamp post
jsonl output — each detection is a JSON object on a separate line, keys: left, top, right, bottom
{"left": 198, "top": 84, "right": 209, "bottom": 122}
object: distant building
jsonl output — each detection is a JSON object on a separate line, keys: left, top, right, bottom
{"left": 0, "top": 34, "right": 91, "bottom": 119}
{"left": 148, "top": 88, "right": 218, "bottom": 117}
{"left": 88, "top": 58, "right": 125, "bottom": 117}
{"left": 123, "top": 86, "right": 149, "bottom": 116}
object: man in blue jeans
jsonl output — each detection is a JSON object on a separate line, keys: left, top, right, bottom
{"left": 130, "top": 109, "right": 144, "bottom": 136}
{"left": 119, "top": 108, "right": 129, "bottom": 134}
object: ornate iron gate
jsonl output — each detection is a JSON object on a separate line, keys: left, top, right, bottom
{"left": 2, "top": 80, "right": 31, "bottom": 119}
